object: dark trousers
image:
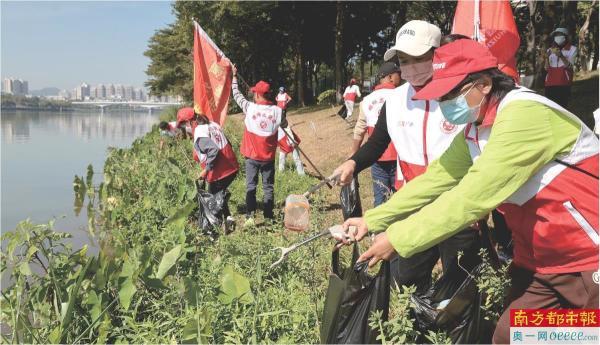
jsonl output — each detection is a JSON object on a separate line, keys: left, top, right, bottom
{"left": 544, "top": 85, "right": 571, "bottom": 109}
{"left": 208, "top": 172, "right": 237, "bottom": 218}
{"left": 390, "top": 228, "right": 480, "bottom": 293}
{"left": 492, "top": 267, "right": 599, "bottom": 344}
{"left": 245, "top": 158, "right": 275, "bottom": 219}
{"left": 371, "top": 161, "right": 397, "bottom": 207}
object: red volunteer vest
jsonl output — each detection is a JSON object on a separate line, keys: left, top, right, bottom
{"left": 344, "top": 85, "right": 359, "bottom": 102}
{"left": 545, "top": 44, "right": 576, "bottom": 87}
{"left": 240, "top": 100, "right": 283, "bottom": 161}
{"left": 385, "top": 83, "right": 464, "bottom": 189}
{"left": 465, "top": 88, "right": 599, "bottom": 274}
{"left": 194, "top": 123, "right": 239, "bottom": 183}
{"left": 276, "top": 93, "right": 290, "bottom": 109}
{"left": 360, "top": 83, "right": 397, "bottom": 162}
{"left": 277, "top": 127, "right": 301, "bottom": 154}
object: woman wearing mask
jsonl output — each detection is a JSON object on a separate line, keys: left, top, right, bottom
{"left": 544, "top": 28, "right": 577, "bottom": 108}
{"left": 340, "top": 39, "right": 598, "bottom": 343}
{"left": 332, "top": 22, "right": 479, "bottom": 292}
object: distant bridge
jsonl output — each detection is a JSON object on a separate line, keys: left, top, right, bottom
{"left": 71, "top": 101, "right": 184, "bottom": 114}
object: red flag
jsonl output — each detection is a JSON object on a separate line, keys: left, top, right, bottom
{"left": 193, "top": 21, "right": 232, "bottom": 125}
{"left": 452, "top": 0, "right": 520, "bottom": 80}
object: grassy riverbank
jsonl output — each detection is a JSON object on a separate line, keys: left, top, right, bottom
{"left": 1, "top": 114, "right": 341, "bottom": 343}
{"left": 8, "top": 69, "right": 598, "bottom": 342}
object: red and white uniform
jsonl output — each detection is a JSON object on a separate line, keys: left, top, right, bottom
{"left": 360, "top": 83, "right": 397, "bottom": 162}
{"left": 545, "top": 44, "right": 577, "bottom": 87}
{"left": 193, "top": 122, "right": 239, "bottom": 183}
{"left": 277, "top": 127, "right": 301, "bottom": 154}
{"left": 343, "top": 85, "right": 361, "bottom": 102}
{"left": 276, "top": 92, "right": 291, "bottom": 109}
{"left": 465, "top": 89, "right": 598, "bottom": 273}
{"left": 386, "top": 83, "right": 464, "bottom": 188}
{"left": 240, "top": 100, "right": 284, "bottom": 161}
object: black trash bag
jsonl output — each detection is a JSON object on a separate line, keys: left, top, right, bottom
{"left": 340, "top": 177, "right": 362, "bottom": 220}
{"left": 321, "top": 244, "right": 391, "bottom": 344}
{"left": 410, "top": 225, "right": 500, "bottom": 344}
{"left": 411, "top": 264, "right": 496, "bottom": 344}
{"left": 196, "top": 181, "right": 226, "bottom": 231}
{"left": 337, "top": 105, "right": 348, "bottom": 119}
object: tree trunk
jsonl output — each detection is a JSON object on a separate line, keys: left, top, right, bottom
{"left": 335, "top": 1, "right": 344, "bottom": 103}
{"left": 534, "top": 2, "right": 559, "bottom": 88}
{"left": 359, "top": 48, "right": 365, "bottom": 90}
{"left": 578, "top": 0, "right": 597, "bottom": 71}
{"left": 561, "top": 1, "right": 578, "bottom": 40}
{"left": 523, "top": 1, "right": 538, "bottom": 76}
{"left": 313, "top": 62, "right": 319, "bottom": 97}
{"left": 296, "top": 41, "right": 306, "bottom": 107}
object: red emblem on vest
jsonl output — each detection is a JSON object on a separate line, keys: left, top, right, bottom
{"left": 440, "top": 119, "right": 457, "bottom": 134}
{"left": 260, "top": 120, "right": 268, "bottom": 129}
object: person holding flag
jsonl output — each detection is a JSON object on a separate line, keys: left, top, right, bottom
{"left": 340, "top": 39, "right": 598, "bottom": 343}
{"left": 193, "top": 114, "right": 239, "bottom": 234}
{"left": 276, "top": 87, "right": 292, "bottom": 110}
{"left": 231, "top": 65, "right": 288, "bottom": 227}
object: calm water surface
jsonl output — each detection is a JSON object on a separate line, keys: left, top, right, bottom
{"left": 1, "top": 109, "right": 159, "bottom": 251}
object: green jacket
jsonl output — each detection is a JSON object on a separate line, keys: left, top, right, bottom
{"left": 364, "top": 99, "right": 581, "bottom": 258}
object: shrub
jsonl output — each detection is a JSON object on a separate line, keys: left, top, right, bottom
{"left": 317, "top": 89, "right": 337, "bottom": 105}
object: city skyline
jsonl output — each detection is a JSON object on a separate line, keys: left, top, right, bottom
{"left": 2, "top": 77, "right": 184, "bottom": 104}
{"left": 1, "top": 1, "right": 175, "bottom": 90}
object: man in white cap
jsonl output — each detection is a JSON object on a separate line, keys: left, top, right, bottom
{"left": 333, "top": 21, "right": 479, "bottom": 291}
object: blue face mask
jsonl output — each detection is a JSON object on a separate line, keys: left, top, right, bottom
{"left": 439, "top": 84, "right": 483, "bottom": 125}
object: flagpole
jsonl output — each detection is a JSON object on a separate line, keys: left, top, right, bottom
{"left": 473, "top": 0, "right": 481, "bottom": 41}
{"left": 193, "top": 20, "right": 332, "bottom": 186}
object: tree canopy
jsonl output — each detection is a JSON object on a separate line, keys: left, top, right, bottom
{"left": 145, "top": 1, "right": 598, "bottom": 106}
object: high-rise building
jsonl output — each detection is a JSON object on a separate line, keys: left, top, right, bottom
{"left": 134, "top": 88, "right": 145, "bottom": 102}
{"left": 114, "top": 84, "right": 125, "bottom": 100}
{"left": 124, "top": 85, "right": 134, "bottom": 101}
{"left": 106, "top": 84, "right": 115, "bottom": 99}
{"left": 96, "top": 84, "right": 106, "bottom": 99}
{"left": 90, "top": 86, "right": 97, "bottom": 99}
{"left": 75, "top": 83, "right": 90, "bottom": 100}
{"left": 2, "top": 78, "right": 29, "bottom": 95}
{"left": 3, "top": 78, "right": 12, "bottom": 94}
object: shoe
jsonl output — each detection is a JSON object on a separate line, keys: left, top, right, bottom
{"left": 243, "top": 216, "right": 255, "bottom": 228}
{"left": 224, "top": 216, "right": 235, "bottom": 234}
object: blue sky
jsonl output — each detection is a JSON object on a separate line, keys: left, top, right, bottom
{"left": 1, "top": 1, "right": 175, "bottom": 90}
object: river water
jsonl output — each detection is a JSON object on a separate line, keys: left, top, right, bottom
{"left": 1, "top": 109, "right": 159, "bottom": 252}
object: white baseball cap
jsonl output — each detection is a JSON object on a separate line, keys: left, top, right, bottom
{"left": 551, "top": 27, "right": 568, "bottom": 36}
{"left": 383, "top": 20, "right": 442, "bottom": 61}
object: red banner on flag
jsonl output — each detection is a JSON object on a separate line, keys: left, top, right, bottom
{"left": 452, "top": 0, "right": 521, "bottom": 80}
{"left": 193, "top": 21, "right": 232, "bottom": 125}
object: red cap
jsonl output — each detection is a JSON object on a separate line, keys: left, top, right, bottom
{"left": 250, "top": 80, "right": 270, "bottom": 95}
{"left": 413, "top": 39, "right": 498, "bottom": 100}
{"left": 350, "top": 78, "right": 357, "bottom": 84}
{"left": 176, "top": 107, "right": 195, "bottom": 126}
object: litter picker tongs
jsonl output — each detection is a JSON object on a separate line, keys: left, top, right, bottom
{"left": 270, "top": 225, "right": 354, "bottom": 269}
